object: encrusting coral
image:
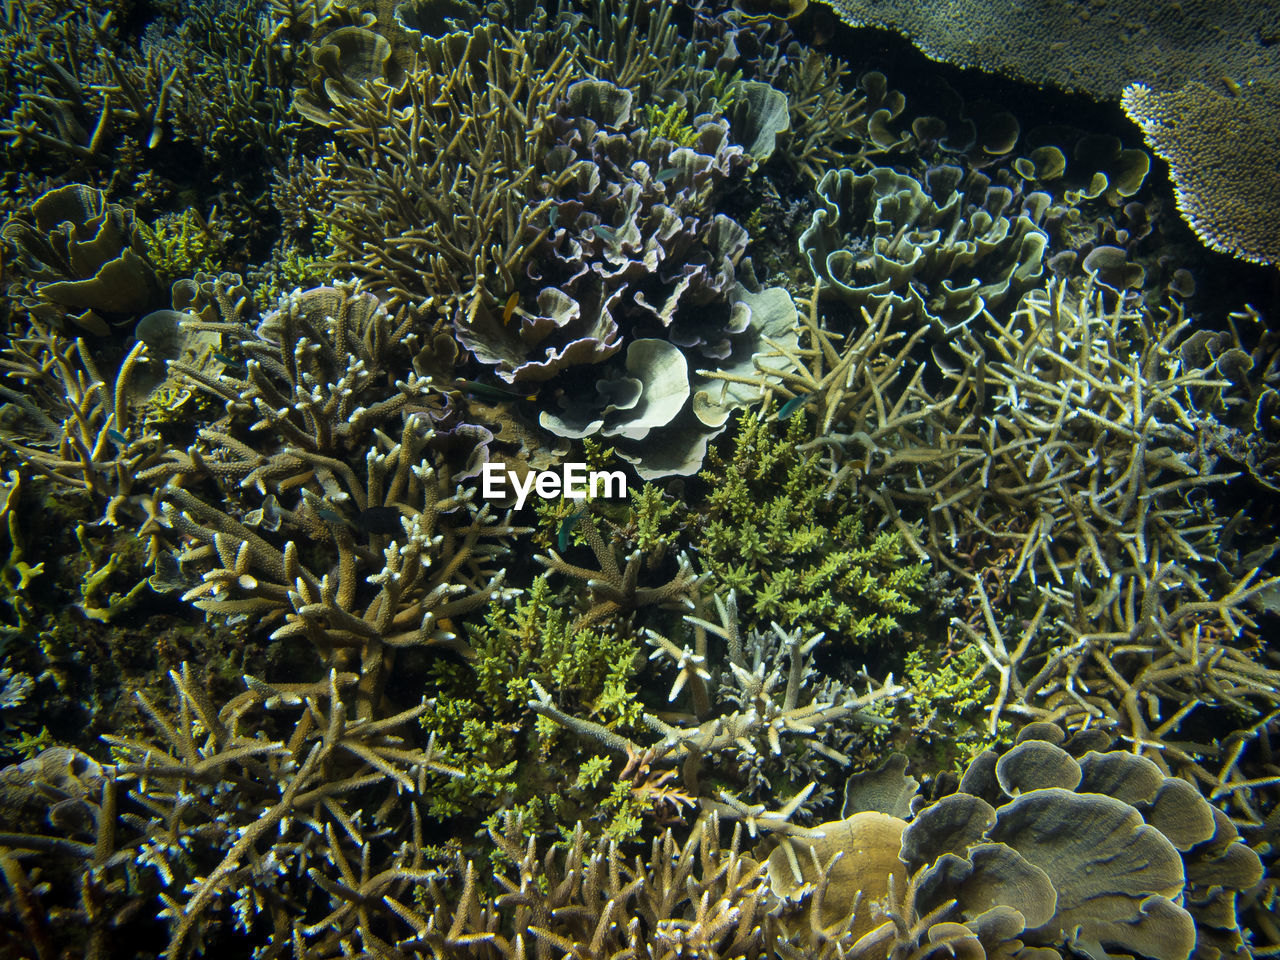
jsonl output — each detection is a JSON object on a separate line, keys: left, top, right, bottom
{"left": 1122, "top": 80, "right": 1280, "bottom": 266}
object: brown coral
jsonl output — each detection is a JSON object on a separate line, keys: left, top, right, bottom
{"left": 1122, "top": 80, "right": 1280, "bottom": 266}
{"left": 817, "top": 0, "right": 1280, "bottom": 101}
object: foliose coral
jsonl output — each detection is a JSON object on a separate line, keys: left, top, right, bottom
{"left": 769, "top": 723, "right": 1262, "bottom": 960}
{"left": 800, "top": 165, "right": 1049, "bottom": 335}
{"left": 3, "top": 183, "right": 163, "bottom": 335}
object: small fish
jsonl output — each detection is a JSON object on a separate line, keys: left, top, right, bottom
{"left": 591, "top": 224, "right": 618, "bottom": 242}
{"left": 558, "top": 503, "right": 588, "bottom": 552}
{"left": 655, "top": 167, "right": 681, "bottom": 182}
{"left": 548, "top": 205, "right": 560, "bottom": 228}
{"left": 315, "top": 507, "right": 350, "bottom": 529}
{"left": 106, "top": 428, "right": 128, "bottom": 446}
{"left": 777, "top": 393, "right": 811, "bottom": 420}
{"left": 451, "top": 379, "right": 536, "bottom": 403}
{"left": 501, "top": 292, "right": 520, "bottom": 327}
{"left": 213, "top": 352, "right": 239, "bottom": 365}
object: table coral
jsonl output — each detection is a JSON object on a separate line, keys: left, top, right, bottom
{"left": 1122, "top": 80, "right": 1280, "bottom": 266}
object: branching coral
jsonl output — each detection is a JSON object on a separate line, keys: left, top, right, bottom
{"left": 0, "top": 313, "right": 173, "bottom": 537}
{"left": 696, "top": 404, "right": 928, "bottom": 644}
{"left": 0, "top": 665, "right": 459, "bottom": 959}
{"left": 157, "top": 283, "right": 522, "bottom": 719}
{"left": 299, "top": 27, "right": 574, "bottom": 313}
{"left": 530, "top": 591, "right": 908, "bottom": 816}
{"left": 535, "top": 506, "right": 704, "bottom": 631}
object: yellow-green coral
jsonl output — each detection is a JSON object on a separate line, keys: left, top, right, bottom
{"left": 638, "top": 101, "right": 700, "bottom": 147}
{"left": 419, "top": 578, "right": 642, "bottom": 819}
{"left": 136, "top": 208, "right": 226, "bottom": 284}
{"left": 864, "top": 645, "right": 1009, "bottom": 772}
{"left": 696, "top": 406, "right": 928, "bottom": 643}
{"left": 74, "top": 524, "right": 148, "bottom": 624}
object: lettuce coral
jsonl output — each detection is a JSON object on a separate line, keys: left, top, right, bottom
{"left": 800, "top": 164, "right": 1049, "bottom": 335}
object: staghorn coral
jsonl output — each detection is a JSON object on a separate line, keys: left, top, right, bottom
{"left": 0, "top": 312, "right": 174, "bottom": 537}
{"left": 530, "top": 590, "right": 908, "bottom": 816}
{"left": 535, "top": 503, "right": 704, "bottom": 632}
{"left": 715, "top": 275, "right": 1280, "bottom": 790}
{"left": 382, "top": 810, "right": 778, "bottom": 957}
{"left": 0, "top": 1, "right": 177, "bottom": 174}
{"left": 0, "top": 665, "right": 460, "bottom": 959}
{"left": 156, "top": 283, "right": 522, "bottom": 719}
{"left": 1122, "top": 80, "right": 1280, "bottom": 266}
{"left": 781, "top": 57, "right": 909, "bottom": 182}
{"left": 299, "top": 25, "right": 574, "bottom": 313}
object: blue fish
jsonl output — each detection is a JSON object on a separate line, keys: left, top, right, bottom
{"left": 558, "top": 504, "right": 588, "bottom": 552}
{"left": 777, "top": 393, "right": 810, "bottom": 420}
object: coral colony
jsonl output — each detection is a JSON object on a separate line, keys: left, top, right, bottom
{"left": 0, "top": 0, "right": 1277, "bottom": 957}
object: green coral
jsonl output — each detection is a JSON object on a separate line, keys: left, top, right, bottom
{"left": 696, "top": 406, "right": 928, "bottom": 643}
{"left": 864, "top": 644, "right": 1009, "bottom": 772}
{"left": 136, "top": 208, "right": 226, "bottom": 284}
{"left": 0, "top": 471, "right": 42, "bottom": 641}
{"left": 637, "top": 100, "right": 700, "bottom": 147}
{"left": 74, "top": 524, "right": 148, "bottom": 624}
{"left": 419, "top": 577, "right": 642, "bottom": 820}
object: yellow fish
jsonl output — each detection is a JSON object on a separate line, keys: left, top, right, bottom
{"left": 502, "top": 292, "right": 520, "bottom": 326}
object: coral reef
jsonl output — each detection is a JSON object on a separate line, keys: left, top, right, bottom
{"left": 771, "top": 723, "right": 1262, "bottom": 960}
{"left": 3, "top": 183, "right": 162, "bottom": 334}
{"left": 816, "top": 0, "right": 1280, "bottom": 265}
{"left": 158, "top": 282, "right": 521, "bottom": 720}
{"left": 815, "top": 0, "right": 1280, "bottom": 99}
{"left": 0, "top": 1, "right": 1277, "bottom": 957}
{"left": 696, "top": 404, "right": 927, "bottom": 643}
